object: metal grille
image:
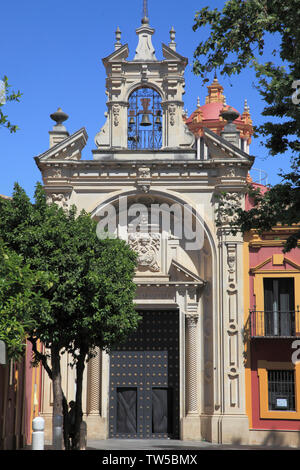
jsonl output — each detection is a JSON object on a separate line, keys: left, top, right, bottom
{"left": 268, "top": 370, "right": 295, "bottom": 411}
{"left": 128, "top": 87, "right": 162, "bottom": 150}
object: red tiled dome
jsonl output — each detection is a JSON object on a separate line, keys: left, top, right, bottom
{"left": 185, "top": 76, "right": 253, "bottom": 144}
{"left": 200, "top": 102, "right": 242, "bottom": 122}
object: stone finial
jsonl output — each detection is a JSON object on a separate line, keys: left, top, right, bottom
{"left": 50, "top": 107, "right": 69, "bottom": 130}
{"left": 220, "top": 107, "right": 239, "bottom": 127}
{"left": 220, "top": 106, "right": 240, "bottom": 147}
{"left": 197, "top": 96, "right": 201, "bottom": 108}
{"left": 169, "top": 26, "right": 176, "bottom": 51}
{"left": 115, "top": 26, "right": 122, "bottom": 50}
{"left": 49, "top": 107, "right": 69, "bottom": 148}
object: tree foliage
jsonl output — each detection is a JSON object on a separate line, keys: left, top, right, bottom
{"left": 0, "top": 241, "right": 53, "bottom": 360}
{"left": 0, "top": 183, "right": 139, "bottom": 449}
{"left": 193, "top": 0, "right": 300, "bottom": 251}
{"left": 0, "top": 76, "right": 22, "bottom": 133}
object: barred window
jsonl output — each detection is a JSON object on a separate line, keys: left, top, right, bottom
{"left": 268, "top": 370, "right": 295, "bottom": 411}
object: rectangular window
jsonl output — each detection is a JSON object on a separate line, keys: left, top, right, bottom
{"left": 264, "top": 278, "right": 295, "bottom": 336}
{"left": 268, "top": 370, "right": 295, "bottom": 411}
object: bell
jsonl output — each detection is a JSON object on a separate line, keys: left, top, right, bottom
{"left": 155, "top": 115, "right": 161, "bottom": 126}
{"left": 129, "top": 116, "right": 135, "bottom": 125}
{"left": 140, "top": 113, "right": 151, "bottom": 126}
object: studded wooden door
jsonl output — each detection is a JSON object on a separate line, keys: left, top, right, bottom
{"left": 109, "top": 310, "right": 179, "bottom": 439}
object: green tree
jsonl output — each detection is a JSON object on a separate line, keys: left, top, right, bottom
{"left": 0, "top": 241, "right": 53, "bottom": 360}
{"left": 0, "top": 76, "right": 22, "bottom": 133}
{"left": 193, "top": 0, "right": 300, "bottom": 251}
{"left": 0, "top": 183, "right": 139, "bottom": 449}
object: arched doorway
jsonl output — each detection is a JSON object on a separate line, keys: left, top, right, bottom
{"left": 92, "top": 190, "right": 216, "bottom": 439}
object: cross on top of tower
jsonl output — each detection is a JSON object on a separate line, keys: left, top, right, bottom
{"left": 142, "top": 0, "right": 149, "bottom": 24}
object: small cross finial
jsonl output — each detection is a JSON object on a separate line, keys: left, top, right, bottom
{"left": 142, "top": 0, "right": 149, "bottom": 24}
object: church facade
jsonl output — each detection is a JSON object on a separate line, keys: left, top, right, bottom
{"left": 34, "top": 12, "right": 279, "bottom": 445}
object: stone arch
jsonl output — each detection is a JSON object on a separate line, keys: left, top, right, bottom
{"left": 125, "top": 81, "right": 165, "bottom": 102}
{"left": 91, "top": 188, "right": 218, "bottom": 432}
{"left": 91, "top": 188, "right": 217, "bottom": 261}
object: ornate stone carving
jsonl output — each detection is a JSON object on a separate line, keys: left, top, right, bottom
{"left": 169, "top": 105, "right": 176, "bottom": 126}
{"left": 136, "top": 166, "right": 151, "bottom": 193}
{"left": 128, "top": 232, "right": 160, "bottom": 272}
{"left": 136, "top": 182, "right": 150, "bottom": 193}
{"left": 112, "top": 104, "right": 120, "bottom": 126}
{"left": 226, "top": 243, "right": 236, "bottom": 284}
{"left": 47, "top": 193, "right": 69, "bottom": 210}
{"left": 216, "top": 192, "right": 243, "bottom": 225}
{"left": 137, "top": 166, "right": 151, "bottom": 179}
{"left": 50, "top": 167, "right": 62, "bottom": 178}
{"left": 186, "top": 313, "right": 198, "bottom": 328}
{"left": 227, "top": 167, "right": 236, "bottom": 177}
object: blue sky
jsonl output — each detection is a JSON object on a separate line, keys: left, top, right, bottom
{"left": 1, "top": 0, "right": 289, "bottom": 199}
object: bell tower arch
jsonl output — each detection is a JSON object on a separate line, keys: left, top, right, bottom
{"left": 94, "top": 9, "right": 195, "bottom": 153}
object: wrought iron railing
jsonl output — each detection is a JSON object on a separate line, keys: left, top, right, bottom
{"left": 249, "top": 309, "right": 300, "bottom": 338}
{"left": 128, "top": 129, "right": 162, "bottom": 151}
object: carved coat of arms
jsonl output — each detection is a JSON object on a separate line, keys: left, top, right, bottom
{"left": 128, "top": 232, "right": 160, "bottom": 272}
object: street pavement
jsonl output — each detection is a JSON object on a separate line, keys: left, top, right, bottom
{"left": 21, "top": 438, "right": 298, "bottom": 451}
{"left": 85, "top": 438, "right": 297, "bottom": 451}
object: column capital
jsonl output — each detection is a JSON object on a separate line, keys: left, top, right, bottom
{"left": 185, "top": 313, "right": 198, "bottom": 328}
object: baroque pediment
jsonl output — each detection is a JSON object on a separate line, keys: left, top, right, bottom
{"left": 102, "top": 44, "right": 129, "bottom": 66}
{"left": 35, "top": 128, "right": 88, "bottom": 162}
{"left": 162, "top": 43, "right": 188, "bottom": 65}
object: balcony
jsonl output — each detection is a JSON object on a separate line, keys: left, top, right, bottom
{"left": 249, "top": 309, "right": 300, "bottom": 338}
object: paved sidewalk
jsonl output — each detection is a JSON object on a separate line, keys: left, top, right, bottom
{"left": 23, "top": 438, "right": 298, "bottom": 451}
{"left": 85, "top": 439, "right": 296, "bottom": 451}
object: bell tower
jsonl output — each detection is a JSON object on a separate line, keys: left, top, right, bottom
{"left": 94, "top": 3, "right": 195, "bottom": 154}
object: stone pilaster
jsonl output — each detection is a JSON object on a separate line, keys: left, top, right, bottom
{"left": 213, "top": 218, "right": 249, "bottom": 444}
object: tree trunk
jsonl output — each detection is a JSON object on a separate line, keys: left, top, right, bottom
{"left": 73, "top": 349, "right": 87, "bottom": 450}
{"left": 30, "top": 338, "right": 69, "bottom": 449}
{"left": 51, "top": 344, "right": 63, "bottom": 450}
